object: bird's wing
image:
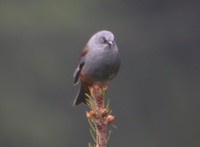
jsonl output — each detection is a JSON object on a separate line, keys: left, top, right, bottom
{"left": 73, "top": 47, "right": 88, "bottom": 85}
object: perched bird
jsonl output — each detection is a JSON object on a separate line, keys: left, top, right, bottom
{"left": 73, "top": 30, "right": 120, "bottom": 105}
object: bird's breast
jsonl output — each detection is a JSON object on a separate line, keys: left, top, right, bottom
{"left": 82, "top": 49, "right": 120, "bottom": 82}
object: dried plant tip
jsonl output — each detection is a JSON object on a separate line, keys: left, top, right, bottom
{"left": 107, "top": 115, "right": 115, "bottom": 124}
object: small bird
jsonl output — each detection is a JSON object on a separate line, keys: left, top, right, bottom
{"left": 73, "top": 30, "right": 120, "bottom": 105}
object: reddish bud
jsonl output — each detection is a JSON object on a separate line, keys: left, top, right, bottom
{"left": 86, "top": 110, "right": 95, "bottom": 119}
{"left": 107, "top": 115, "right": 115, "bottom": 124}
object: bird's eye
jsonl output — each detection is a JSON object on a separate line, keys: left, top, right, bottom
{"left": 100, "top": 37, "right": 106, "bottom": 43}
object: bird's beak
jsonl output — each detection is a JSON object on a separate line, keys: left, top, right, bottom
{"left": 108, "top": 41, "right": 114, "bottom": 46}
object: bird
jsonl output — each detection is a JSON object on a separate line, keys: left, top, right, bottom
{"left": 73, "top": 30, "right": 120, "bottom": 105}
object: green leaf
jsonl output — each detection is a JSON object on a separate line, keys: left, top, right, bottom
{"left": 88, "top": 142, "right": 93, "bottom": 147}
{"left": 90, "top": 129, "right": 96, "bottom": 143}
{"left": 107, "top": 130, "right": 112, "bottom": 142}
{"left": 106, "top": 99, "right": 110, "bottom": 110}
{"left": 88, "top": 119, "right": 95, "bottom": 132}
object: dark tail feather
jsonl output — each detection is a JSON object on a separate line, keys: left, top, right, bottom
{"left": 73, "top": 83, "right": 90, "bottom": 106}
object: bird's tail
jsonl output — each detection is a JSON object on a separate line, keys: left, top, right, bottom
{"left": 73, "top": 82, "right": 90, "bottom": 105}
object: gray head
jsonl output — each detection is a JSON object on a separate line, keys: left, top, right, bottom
{"left": 87, "top": 30, "right": 116, "bottom": 51}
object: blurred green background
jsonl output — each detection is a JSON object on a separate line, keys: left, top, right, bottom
{"left": 0, "top": 0, "right": 199, "bottom": 147}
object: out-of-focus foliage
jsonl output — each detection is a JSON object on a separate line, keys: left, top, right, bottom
{"left": 0, "top": 0, "right": 199, "bottom": 147}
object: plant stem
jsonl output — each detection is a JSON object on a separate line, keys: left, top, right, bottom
{"left": 86, "top": 84, "right": 115, "bottom": 147}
